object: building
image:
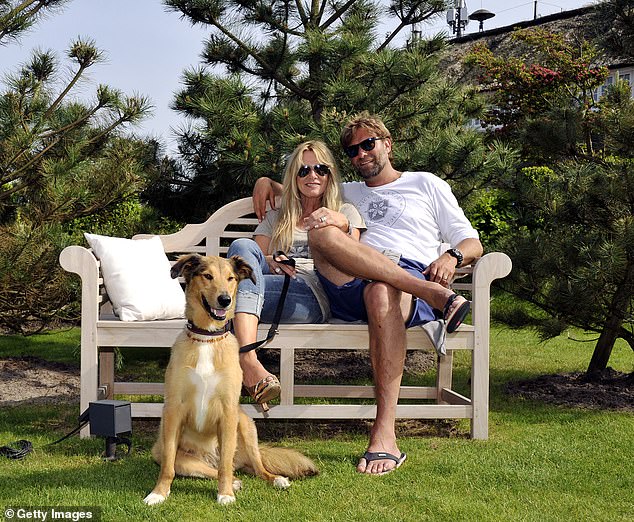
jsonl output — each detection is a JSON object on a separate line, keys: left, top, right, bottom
{"left": 441, "top": 6, "right": 634, "bottom": 100}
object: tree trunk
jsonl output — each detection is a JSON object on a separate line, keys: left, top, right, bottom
{"left": 586, "top": 261, "right": 634, "bottom": 378}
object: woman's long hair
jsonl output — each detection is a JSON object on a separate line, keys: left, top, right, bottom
{"left": 270, "top": 140, "right": 342, "bottom": 252}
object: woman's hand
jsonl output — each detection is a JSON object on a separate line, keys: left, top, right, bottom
{"left": 303, "top": 207, "right": 349, "bottom": 232}
{"left": 266, "top": 252, "right": 297, "bottom": 279}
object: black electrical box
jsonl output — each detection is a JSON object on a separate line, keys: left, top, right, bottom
{"left": 88, "top": 400, "right": 132, "bottom": 437}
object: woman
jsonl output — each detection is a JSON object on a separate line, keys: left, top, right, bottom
{"left": 227, "top": 140, "right": 365, "bottom": 409}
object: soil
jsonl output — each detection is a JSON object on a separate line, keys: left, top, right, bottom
{"left": 1, "top": 352, "right": 632, "bottom": 415}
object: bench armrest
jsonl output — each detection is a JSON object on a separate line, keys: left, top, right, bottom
{"left": 59, "top": 245, "right": 101, "bottom": 325}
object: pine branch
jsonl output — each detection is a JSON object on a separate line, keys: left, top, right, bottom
{"left": 320, "top": 0, "right": 356, "bottom": 29}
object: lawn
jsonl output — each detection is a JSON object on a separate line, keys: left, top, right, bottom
{"left": 0, "top": 324, "right": 632, "bottom": 522}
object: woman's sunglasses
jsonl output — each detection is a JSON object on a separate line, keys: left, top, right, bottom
{"left": 343, "top": 137, "right": 385, "bottom": 158}
{"left": 297, "top": 164, "right": 331, "bottom": 178}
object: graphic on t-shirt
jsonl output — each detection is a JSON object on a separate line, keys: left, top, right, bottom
{"left": 359, "top": 190, "right": 406, "bottom": 226}
{"left": 289, "top": 241, "right": 310, "bottom": 258}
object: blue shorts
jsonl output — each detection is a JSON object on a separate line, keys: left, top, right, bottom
{"left": 316, "top": 257, "right": 440, "bottom": 327}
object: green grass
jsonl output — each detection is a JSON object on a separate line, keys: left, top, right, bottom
{"left": 1, "top": 326, "right": 632, "bottom": 521}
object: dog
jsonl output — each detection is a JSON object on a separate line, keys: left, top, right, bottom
{"left": 144, "top": 254, "right": 318, "bottom": 506}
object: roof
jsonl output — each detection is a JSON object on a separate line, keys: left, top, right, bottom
{"left": 440, "top": 5, "right": 633, "bottom": 82}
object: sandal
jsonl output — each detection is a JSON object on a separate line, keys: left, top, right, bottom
{"left": 245, "top": 375, "right": 281, "bottom": 412}
{"left": 444, "top": 294, "right": 470, "bottom": 334}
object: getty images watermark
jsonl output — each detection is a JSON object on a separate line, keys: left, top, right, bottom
{"left": 4, "top": 507, "right": 101, "bottom": 522}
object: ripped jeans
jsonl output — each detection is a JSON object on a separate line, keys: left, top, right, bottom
{"left": 226, "top": 238, "right": 324, "bottom": 323}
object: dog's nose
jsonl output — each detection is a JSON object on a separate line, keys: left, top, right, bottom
{"left": 217, "top": 294, "right": 232, "bottom": 308}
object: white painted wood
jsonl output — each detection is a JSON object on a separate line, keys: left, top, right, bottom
{"left": 60, "top": 197, "right": 511, "bottom": 439}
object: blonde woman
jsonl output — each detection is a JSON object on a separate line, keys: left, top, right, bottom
{"left": 227, "top": 141, "right": 365, "bottom": 408}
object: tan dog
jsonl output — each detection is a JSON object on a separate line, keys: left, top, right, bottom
{"left": 144, "top": 254, "right": 318, "bottom": 506}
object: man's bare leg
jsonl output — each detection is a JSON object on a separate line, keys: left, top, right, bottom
{"left": 356, "top": 282, "right": 411, "bottom": 475}
{"left": 309, "top": 226, "right": 454, "bottom": 309}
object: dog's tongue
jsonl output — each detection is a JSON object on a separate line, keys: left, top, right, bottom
{"left": 213, "top": 308, "right": 227, "bottom": 318}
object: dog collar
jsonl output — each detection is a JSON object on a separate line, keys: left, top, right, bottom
{"left": 186, "top": 321, "right": 232, "bottom": 342}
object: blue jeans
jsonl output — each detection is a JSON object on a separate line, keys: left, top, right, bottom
{"left": 226, "top": 238, "right": 324, "bottom": 323}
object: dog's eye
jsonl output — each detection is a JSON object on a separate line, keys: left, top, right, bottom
{"left": 227, "top": 276, "right": 236, "bottom": 282}
{"left": 203, "top": 274, "right": 213, "bottom": 280}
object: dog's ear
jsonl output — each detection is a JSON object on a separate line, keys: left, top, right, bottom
{"left": 171, "top": 254, "right": 202, "bottom": 282}
{"left": 229, "top": 255, "right": 256, "bottom": 284}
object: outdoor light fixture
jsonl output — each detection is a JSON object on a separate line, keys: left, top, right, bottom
{"left": 469, "top": 8, "right": 495, "bottom": 32}
{"left": 88, "top": 400, "right": 132, "bottom": 460}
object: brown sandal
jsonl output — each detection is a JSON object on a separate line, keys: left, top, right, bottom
{"left": 245, "top": 375, "right": 281, "bottom": 412}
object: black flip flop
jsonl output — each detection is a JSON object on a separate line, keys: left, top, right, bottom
{"left": 444, "top": 294, "right": 470, "bottom": 333}
{"left": 359, "top": 451, "right": 407, "bottom": 476}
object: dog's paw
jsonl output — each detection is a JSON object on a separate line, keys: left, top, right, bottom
{"left": 232, "top": 479, "right": 243, "bottom": 492}
{"left": 143, "top": 492, "right": 168, "bottom": 506}
{"left": 273, "top": 476, "right": 291, "bottom": 489}
{"left": 217, "top": 494, "right": 236, "bottom": 505}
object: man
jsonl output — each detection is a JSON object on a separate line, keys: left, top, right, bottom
{"left": 253, "top": 113, "right": 483, "bottom": 475}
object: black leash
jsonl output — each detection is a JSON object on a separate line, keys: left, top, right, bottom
{"left": 239, "top": 251, "right": 295, "bottom": 354}
{"left": 1, "top": 410, "right": 88, "bottom": 460}
{"left": 1, "top": 408, "right": 130, "bottom": 460}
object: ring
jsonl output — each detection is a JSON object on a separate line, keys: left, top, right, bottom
{"left": 275, "top": 267, "right": 281, "bottom": 273}
{"left": 319, "top": 216, "right": 326, "bottom": 223}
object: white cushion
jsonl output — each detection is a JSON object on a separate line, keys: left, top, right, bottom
{"left": 84, "top": 233, "right": 185, "bottom": 321}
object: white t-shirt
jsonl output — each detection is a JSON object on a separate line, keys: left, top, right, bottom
{"left": 342, "top": 172, "right": 478, "bottom": 265}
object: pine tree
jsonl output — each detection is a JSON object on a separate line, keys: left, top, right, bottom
{"left": 0, "top": 4, "right": 156, "bottom": 332}
{"left": 469, "top": 28, "right": 634, "bottom": 379}
{"left": 159, "top": 0, "right": 510, "bottom": 221}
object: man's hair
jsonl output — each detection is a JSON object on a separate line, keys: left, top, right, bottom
{"left": 340, "top": 112, "right": 392, "bottom": 148}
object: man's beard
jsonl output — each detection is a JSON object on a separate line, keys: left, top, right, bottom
{"left": 354, "top": 156, "right": 386, "bottom": 180}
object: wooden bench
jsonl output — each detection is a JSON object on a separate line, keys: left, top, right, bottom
{"left": 59, "top": 197, "right": 511, "bottom": 439}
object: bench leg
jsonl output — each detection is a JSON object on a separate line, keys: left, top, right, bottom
{"left": 471, "top": 344, "right": 489, "bottom": 440}
{"left": 436, "top": 352, "right": 453, "bottom": 404}
{"left": 80, "top": 329, "right": 99, "bottom": 438}
{"left": 279, "top": 347, "right": 295, "bottom": 406}
{"left": 99, "top": 348, "right": 115, "bottom": 400}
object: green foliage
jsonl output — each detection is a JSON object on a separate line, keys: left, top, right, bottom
{"left": 0, "top": 10, "right": 162, "bottom": 333}
{"left": 67, "top": 197, "right": 182, "bottom": 242}
{"left": 467, "top": 27, "right": 608, "bottom": 157}
{"left": 466, "top": 189, "right": 512, "bottom": 247}
{"left": 494, "top": 157, "right": 634, "bottom": 372}
{"left": 468, "top": 26, "right": 634, "bottom": 374}
{"left": 153, "top": 0, "right": 513, "bottom": 221}
{"left": 0, "top": 1, "right": 69, "bottom": 43}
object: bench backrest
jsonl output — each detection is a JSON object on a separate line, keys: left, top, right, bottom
{"left": 134, "top": 198, "right": 258, "bottom": 257}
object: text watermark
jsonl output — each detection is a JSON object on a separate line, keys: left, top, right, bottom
{"left": 4, "top": 507, "right": 101, "bottom": 522}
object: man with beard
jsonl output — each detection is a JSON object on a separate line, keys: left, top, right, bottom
{"left": 253, "top": 112, "right": 483, "bottom": 475}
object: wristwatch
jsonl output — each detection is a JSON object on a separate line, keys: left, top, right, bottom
{"left": 446, "top": 248, "right": 463, "bottom": 268}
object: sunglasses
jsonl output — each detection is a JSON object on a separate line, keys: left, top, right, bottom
{"left": 343, "top": 137, "right": 385, "bottom": 158}
{"left": 297, "top": 164, "right": 331, "bottom": 178}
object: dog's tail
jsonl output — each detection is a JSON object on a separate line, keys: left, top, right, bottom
{"left": 258, "top": 445, "right": 319, "bottom": 479}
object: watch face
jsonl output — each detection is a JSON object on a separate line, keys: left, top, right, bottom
{"left": 448, "top": 249, "right": 463, "bottom": 266}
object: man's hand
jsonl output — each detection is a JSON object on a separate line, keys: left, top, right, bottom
{"left": 424, "top": 238, "right": 483, "bottom": 287}
{"left": 423, "top": 254, "right": 458, "bottom": 287}
{"left": 253, "top": 177, "right": 280, "bottom": 222}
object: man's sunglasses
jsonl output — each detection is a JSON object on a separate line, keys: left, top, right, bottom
{"left": 297, "top": 164, "right": 331, "bottom": 178}
{"left": 343, "top": 137, "right": 385, "bottom": 158}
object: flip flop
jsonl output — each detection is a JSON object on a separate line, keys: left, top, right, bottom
{"left": 443, "top": 294, "right": 470, "bottom": 333}
{"left": 359, "top": 451, "right": 407, "bottom": 476}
